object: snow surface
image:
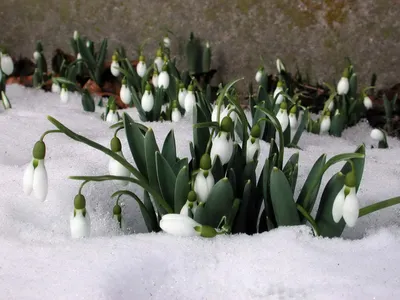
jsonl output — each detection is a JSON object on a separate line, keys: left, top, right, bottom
{"left": 1, "top": 84, "right": 400, "bottom": 299}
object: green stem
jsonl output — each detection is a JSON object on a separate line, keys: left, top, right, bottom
{"left": 40, "top": 130, "right": 62, "bottom": 141}
{"left": 205, "top": 128, "right": 215, "bottom": 154}
{"left": 359, "top": 196, "right": 400, "bottom": 218}
{"left": 296, "top": 204, "right": 320, "bottom": 236}
{"left": 78, "top": 180, "right": 90, "bottom": 195}
{"left": 114, "top": 126, "right": 124, "bottom": 137}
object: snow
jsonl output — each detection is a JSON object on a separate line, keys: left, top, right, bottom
{"left": 1, "top": 84, "right": 400, "bottom": 299}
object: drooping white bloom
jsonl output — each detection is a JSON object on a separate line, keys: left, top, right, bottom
{"left": 120, "top": 83, "right": 131, "bottom": 105}
{"left": 276, "top": 104, "right": 289, "bottom": 132}
{"left": 23, "top": 159, "right": 48, "bottom": 201}
{"left": 276, "top": 58, "right": 286, "bottom": 73}
{"left": 111, "top": 60, "right": 120, "bottom": 77}
{"left": 158, "top": 67, "right": 170, "bottom": 89}
{"left": 51, "top": 82, "right": 61, "bottom": 93}
{"left": 184, "top": 85, "right": 196, "bottom": 114}
{"left": 211, "top": 104, "right": 225, "bottom": 123}
{"left": 255, "top": 67, "right": 264, "bottom": 83}
{"left": 154, "top": 56, "right": 164, "bottom": 72}
{"left": 273, "top": 81, "right": 284, "bottom": 105}
{"left": 332, "top": 186, "right": 346, "bottom": 223}
{"left": 178, "top": 85, "right": 187, "bottom": 108}
{"left": 77, "top": 53, "right": 82, "bottom": 60}
{"left": 222, "top": 105, "right": 237, "bottom": 123}
{"left": 106, "top": 110, "right": 119, "bottom": 123}
{"left": 136, "top": 55, "right": 147, "bottom": 78}
{"left": 152, "top": 71, "right": 159, "bottom": 88}
{"left": 342, "top": 187, "right": 359, "bottom": 227}
{"left": 370, "top": 128, "right": 385, "bottom": 141}
{"left": 319, "top": 114, "right": 331, "bottom": 134}
{"left": 246, "top": 137, "right": 260, "bottom": 163}
{"left": 337, "top": 69, "right": 350, "bottom": 95}
{"left": 33, "top": 51, "right": 41, "bottom": 62}
{"left": 363, "top": 95, "right": 373, "bottom": 110}
{"left": 0, "top": 53, "right": 14, "bottom": 75}
{"left": 141, "top": 85, "right": 154, "bottom": 112}
{"left": 109, "top": 152, "right": 130, "bottom": 186}
{"left": 210, "top": 131, "right": 234, "bottom": 165}
{"left": 163, "top": 36, "right": 171, "bottom": 48}
{"left": 171, "top": 108, "right": 181, "bottom": 122}
{"left": 160, "top": 214, "right": 201, "bottom": 237}
{"left": 60, "top": 85, "right": 69, "bottom": 104}
{"left": 289, "top": 113, "right": 297, "bottom": 129}
{"left": 194, "top": 170, "right": 214, "bottom": 203}
{"left": 73, "top": 30, "right": 79, "bottom": 40}
{"left": 70, "top": 209, "right": 91, "bottom": 239}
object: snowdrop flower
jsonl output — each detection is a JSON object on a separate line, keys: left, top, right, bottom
{"left": 276, "top": 58, "right": 286, "bottom": 74}
{"left": 1, "top": 91, "right": 12, "bottom": 109}
{"left": 194, "top": 154, "right": 214, "bottom": 203}
{"left": 211, "top": 103, "right": 225, "bottom": 123}
{"left": 255, "top": 67, "right": 264, "bottom": 83}
{"left": 73, "top": 30, "right": 79, "bottom": 40}
{"left": 109, "top": 136, "right": 130, "bottom": 186}
{"left": 332, "top": 169, "right": 360, "bottom": 227}
{"left": 110, "top": 54, "right": 120, "bottom": 77}
{"left": 184, "top": 84, "right": 196, "bottom": 114}
{"left": 120, "top": 78, "right": 131, "bottom": 105}
{"left": 33, "top": 51, "right": 41, "bottom": 62}
{"left": 60, "top": 84, "right": 69, "bottom": 103}
{"left": 51, "top": 81, "right": 61, "bottom": 93}
{"left": 113, "top": 199, "right": 126, "bottom": 230}
{"left": 327, "top": 99, "right": 334, "bottom": 111}
{"left": 246, "top": 124, "right": 261, "bottom": 163}
{"left": 273, "top": 80, "right": 284, "bottom": 105}
{"left": 141, "top": 83, "right": 154, "bottom": 112}
{"left": 363, "top": 94, "right": 373, "bottom": 110}
{"left": 178, "top": 83, "right": 187, "bottom": 108}
{"left": 77, "top": 53, "right": 82, "bottom": 60}
{"left": 0, "top": 53, "right": 14, "bottom": 75}
{"left": 180, "top": 190, "right": 198, "bottom": 217}
{"left": 23, "top": 140, "right": 48, "bottom": 201}
{"left": 70, "top": 193, "right": 91, "bottom": 239}
{"left": 154, "top": 48, "right": 164, "bottom": 72}
{"left": 152, "top": 68, "right": 159, "bottom": 87}
{"left": 319, "top": 111, "right": 331, "bottom": 135}
{"left": 276, "top": 101, "right": 289, "bottom": 132}
{"left": 337, "top": 68, "right": 350, "bottom": 95}
{"left": 86, "top": 40, "right": 91, "bottom": 48}
{"left": 210, "top": 116, "right": 234, "bottom": 165}
{"left": 158, "top": 64, "right": 170, "bottom": 89}
{"left": 370, "top": 128, "right": 388, "bottom": 148}
{"left": 160, "top": 214, "right": 217, "bottom": 237}
{"left": 171, "top": 100, "right": 182, "bottom": 122}
{"left": 163, "top": 35, "right": 171, "bottom": 48}
{"left": 289, "top": 105, "right": 298, "bottom": 130}
{"left": 222, "top": 104, "right": 237, "bottom": 123}
{"left": 136, "top": 55, "right": 147, "bottom": 78}
{"left": 106, "top": 100, "right": 119, "bottom": 123}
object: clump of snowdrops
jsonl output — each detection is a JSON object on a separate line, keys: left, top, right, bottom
{"left": 0, "top": 49, "right": 13, "bottom": 110}
{"left": 22, "top": 78, "right": 400, "bottom": 239}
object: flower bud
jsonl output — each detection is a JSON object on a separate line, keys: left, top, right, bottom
{"left": 220, "top": 116, "right": 234, "bottom": 133}
{"left": 32, "top": 141, "right": 46, "bottom": 160}
{"left": 110, "top": 137, "right": 122, "bottom": 152}
{"left": 199, "top": 153, "right": 212, "bottom": 170}
{"left": 74, "top": 193, "right": 86, "bottom": 210}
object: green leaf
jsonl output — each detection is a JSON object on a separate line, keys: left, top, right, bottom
{"left": 232, "top": 180, "right": 251, "bottom": 234}
{"left": 152, "top": 88, "right": 165, "bottom": 121}
{"left": 193, "top": 121, "right": 220, "bottom": 129}
{"left": 174, "top": 166, "right": 190, "bottom": 213}
{"left": 193, "top": 177, "right": 234, "bottom": 228}
{"left": 211, "top": 156, "right": 224, "bottom": 183}
{"left": 339, "top": 144, "right": 365, "bottom": 192}
{"left": 290, "top": 109, "right": 308, "bottom": 146}
{"left": 156, "top": 152, "right": 177, "bottom": 209}
{"left": 81, "top": 89, "right": 95, "bottom": 112}
{"left": 269, "top": 167, "right": 300, "bottom": 226}
{"left": 143, "top": 190, "right": 160, "bottom": 228}
{"left": 224, "top": 198, "right": 241, "bottom": 233}
{"left": 123, "top": 113, "right": 148, "bottom": 178}
{"left": 329, "top": 113, "right": 345, "bottom": 137}
{"left": 193, "top": 106, "right": 210, "bottom": 163}
{"left": 128, "top": 84, "right": 147, "bottom": 122}
{"left": 227, "top": 168, "right": 237, "bottom": 197}
{"left": 172, "top": 158, "right": 188, "bottom": 176}
{"left": 359, "top": 196, "right": 400, "bottom": 218}
{"left": 161, "top": 130, "right": 177, "bottom": 167}
{"left": 96, "top": 39, "right": 108, "bottom": 68}
{"left": 145, "top": 128, "right": 161, "bottom": 195}
{"left": 315, "top": 172, "right": 346, "bottom": 237}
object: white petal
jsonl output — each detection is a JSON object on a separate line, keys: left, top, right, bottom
{"left": 246, "top": 138, "right": 260, "bottom": 163}
{"left": 108, "top": 152, "right": 130, "bottom": 186}
{"left": 210, "top": 132, "right": 233, "bottom": 165}
{"left": 23, "top": 161, "right": 35, "bottom": 196}
{"left": 332, "top": 187, "right": 345, "bottom": 223}
{"left": 337, "top": 77, "right": 349, "bottom": 95}
{"left": 179, "top": 202, "right": 190, "bottom": 216}
{"left": 152, "top": 74, "right": 159, "bottom": 87}
{"left": 276, "top": 109, "right": 289, "bottom": 132}
{"left": 184, "top": 92, "right": 196, "bottom": 113}
{"left": 171, "top": 109, "right": 181, "bottom": 122}
{"left": 136, "top": 61, "right": 147, "bottom": 78}
{"left": 70, "top": 209, "right": 91, "bottom": 239}
{"left": 141, "top": 91, "right": 154, "bottom": 112}
{"left": 320, "top": 116, "right": 331, "bottom": 134}
{"left": 255, "top": 70, "right": 262, "bottom": 83}
{"left": 163, "top": 37, "right": 171, "bottom": 48}
{"left": 60, "top": 89, "right": 69, "bottom": 104}
{"left": 154, "top": 57, "right": 163, "bottom": 72}
{"left": 289, "top": 113, "right": 297, "bottom": 129}
{"left": 276, "top": 58, "right": 285, "bottom": 73}
{"left": 370, "top": 129, "right": 384, "bottom": 141}
{"left": 178, "top": 89, "right": 187, "bottom": 108}
{"left": 194, "top": 172, "right": 212, "bottom": 203}
{"left": 160, "top": 214, "right": 200, "bottom": 237}
{"left": 205, "top": 173, "right": 215, "bottom": 192}
{"left": 273, "top": 87, "right": 284, "bottom": 105}
{"left": 32, "top": 160, "right": 48, "bottom": 201}
{"left": 342, "top": 188, "right": 359, "bottom": 227}
{"left": 33, "top": 51, "right": 41, "bottom": 61}
{"left": 328, "top": 100, "right": 334, "bottom": 111}
{"left": 51, "top": 83, "right": 61, "bottom": 94}
{"left": 158, "top": 71, "right": 170, "bottom": 89}
{"left": 106, "top": 111, "right": 119, "bottom": 123}
{"left": 1, "top": 55, "right": 14, "bottom": 75}
{"left": 363, "top": 96, "right": 373, "bottom": 110}
{"left": 120, "top": 85, "right": 131, "bottom": 105}
{"left": 111, "top": 61, "right": 120, "bottom": 77}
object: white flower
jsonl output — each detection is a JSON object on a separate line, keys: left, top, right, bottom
{"left": 255, "top": 68, "right": 263, "bottom": 83}
{"left": 276, "top": 106, "right": 289, "bottom": 132}
{"left": 23, "top": 159, "right": 48, "bottom": 201}
{"left": 178, "top": 86, "right": 187, "bottom": 108}
{"left": 370, "top": 128, "right": 384, "bottom": 141}
{"left": 1, "top": 53, "right": 14, "bottom": 75}
{"left": 332, "top": 186, "right": 346, "bottom": 223}
{"left": 73, "top": 30, "right": 79, "bottom": 40}
{"left": 120, "top": 83, "right": 131, "bottom": 105}
{"left": 152, "top": 73, "right": 159, "bottom": 87}
{"left": 154, "top": 56, "right": 164, "bottom": 72}
{"left": 211, "top": 104, "right": 225, "bottom": 123}
{"left": 319, "top": 114, "right": 331, "bottom": 134}
{"left": 342, "top": 187, "right": 359, "bottom": 227}
{"left": 141, "top": 87, "right": 154, "bottom": 112}
{"left": 51, "top": 82, "right": 61, "bottom": 93}
{"left": 160, "top": 214, "right": 201, "bottom": 237}
{"left": 222, "top": 105, "right": 237, "bottom": 123}
{"left": 337, "top": 69, "right": 350, "bottom": 95}
{"left": 273, "top": 81, "right": 284, "bottom": 105}
{"left": 327, "top": 99, "right": 334, "bottom": 111}
{"left": 363, "top": 95, "right": 373, "bottom": 110}
{"left": 106, "top": 110, "right": 119, "bottom": 123}
{"left": 111, "top": 60, "right": 120, "bottom": 77}
{"left": 86, "top": 41, "right": 90, "bottom": 48}
{"left": 158, "top": 69, "right": 170, "bottom": 89}
{"left": 179, "top": 202, "right": 191, "bottom": 216}
{"left": 171, "top": 108, "right": 181, "bottom": 122}
{"left": 210, "top": 131, "right": 234, "bottom": 165}
{"left": 289, "top": 113, "right": 297, "bottom": 129}
{"left": 77, "top": 53, "right": 82, "bottom": 60}
{"left": 184, "top": 86, "right": 196, "bottom": 114}
{"left": 60, "top": 87, "right": 69, "bottom": 104}
{"left": 194, "top": 170, "right": 214, "bottom": 203}
{"left": 276, "top": 58, "right": 286, "bottom": 73}
{"left": 70, "top": 209, "right": 91, "bottom": 239}
{"left": 163, "top": 36, "right": 171, "bottom": 48}
{"left": 246, "top": 137, "right": 260, "bottom": 163}
{"left": 136, "top": 56, "right": 147, "bottom": 78}
{"left": 109, "top": 151, "right": 130, "bottom": 186}
{"left": 33, "top": 51, "right": 41, "bottom": 62}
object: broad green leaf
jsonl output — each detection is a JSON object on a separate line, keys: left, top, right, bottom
{"left": 174, "top": 166, "right": 190, "bottom": 213}
{"left": 161, "top": 130, "right": 177, "bottom": 168}
{"left": 224, "top": 198, "right": 241, "bottom": 233}
{"left": 143, "top": 190, "right": 161, "bottom": 228}
{"left": 81, "top": 89, "right": 95, "bottom": 112}
{"left": 290, "top": 109, "right": 308, "bottom": 146}
{"left": 270, "top": 167, "right": 300, "bottom": 226}
{"left": 156, "top": 152, "right": 177, "bottom": 209}
{"left": 232, "top": 180, "right": 251, "bottom": 234}
{"left": 145, "top": 128, "right": 161, "bottom": 195}
{"left": 211, "top": 156, "right": 224, "bottom": 182}
{"left": 359, "top": 196, "right": 400, "bottom": 218}
{"left": 172, "top": 158, "right": 188, "bottom": 176}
